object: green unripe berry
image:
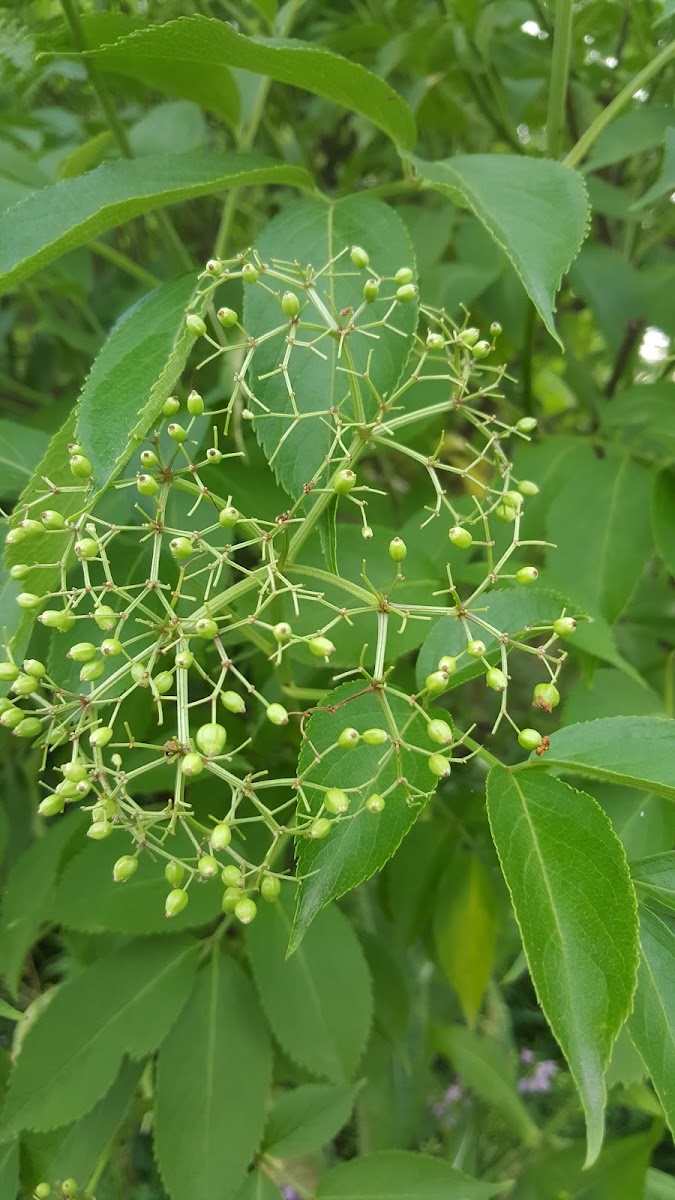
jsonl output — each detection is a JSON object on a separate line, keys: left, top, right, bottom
{"left": 533, "top": 682, "right": 560, "bottom": 711}
{"left": 70, "top": 454, "right": 93, "bottom": 479}
{"left": 175, "top": 649, "right": 193, "bottom": 669}
{"left": 518, "top": 479, "right": 539, "bottom": 496}
{"left": 5, "top": 527, "right": 25, "bottom": 546}
{"left": 18, "top": 519, "right": 43, "bottom": 538}
{"left": 94, "top": 605, "right": 116, "bottom": 631}
{"left": 490, "top": 321, "right": 502, "bottom": 336}
{"left": 362, "top": 526, "right": 373, "bottom": 540}
{"left": 14, "top": 717, "right": 42, "bottom": 739}
{"left": 459, "top": 326, "right": 479, "bottom": 347}
{"left": 221, "top": 864, "right": 243, "bottom": 888}
{"left": 337, "top": 727, "right": 359, "bottom": 750}
{"left": 61, "top": 1181, "right": 78, "bottom": 1198}
{"left": 9, "top": 564, "right": 29, "bottom": 581}
{"left": 75, "top": 538, "right": 98, "bottom": 559}
{"left": 333, "top": 468, "right": 356, "bottom": 495}
{"left": 0, "top": 698, "right": 13, "bottom": 714}
{"left": 167, "top": 422, "right": 187, "bottom": 443}
{"left": 324, "top": 788, "right": 350, "bottom": 814}
{"left": 113, "top": 855, "right": 138, "bottom": 883}
{"left": 195, "top": 722, "right": 227, "bottom": 757}
{"left": 40, "top": 509, "right": 65, "bottom": 530}
{"left": 34, "top": 1184, "right": 51, "bottom": 1199}
{"left": 273, "top": 621, "right": 292, "bottom": 643}
{"left": 516, "top": 566, "right": 538, "bottom": 585}
{"left": 87, "top": 819, "right": 112, "bottom": 840}
{"left": 0, "top": 707, "right": 24, "bottom": 729}
{"left": 389, "top": 536, "right": 407, "bottom": 562}
{"left": 351, "top": 245, "right": 369, "bottom": 268}
{"left": 427, "top": 719, "right": 453, "bottom": 746}
{"left": 163, "top": 395, "right": 180, "bottom": 417}
{"left": 187, "top": 389, "right": 204, "bottom": 416}
{"left": 206, "top": 258, "right": 222, "bottom": 275}
{"left": 154, "top": 671, "right": 174, "bottom": 695}
{"left": 516, "top": 417, "right": 537, "bottom": 434}
{"left": 16, "top": 592, "right": 42, "bottom": 610}
{"left": 130, "top": 663, "right": 150, "bottom": 687}
{"left": 261, "top": 875, "right": 281, "bottom": 902}
{"left": 495, "top": 503, "right": 516, "bottom": 523}
{"left": 210, "top": 823, "right": 232, "bottom": 851}
{"left": 267, "top": 703, "right": 289, "bottom": 726}
{"left": 426, "top": 331, "right": 445, "bottom": 350}
{"left": 140, "top": 449, "right": 158, "bottom": 467}
{"left": 186, "top": 314, "right": 207, "bottom": 336}
{"left": 137, "top": 474, "right": 159, "bottom": 497}
{"left": 504, "top": 491, "right": 523, "bottom": 511}
{"left": 206, "top": 447, "right": 223, "bottom": 462}
{"left": 553, "top": 617, "right": 576, "bottom": 637}
{"left": 308, "top": 817, "right": 332, "bottom": 839}
{"left": 170, "top": 536, "right": 193, "bottom": 559}
{"left": 235, "top": 896, "right": 257, "bottom": 924}
{"left": 195, "top": 617, "right": 218, "bottom": 639}
{"left": 89, "top": 726, "right": 113, "bottom": 747}
{"left": 38, "top": 793, "right": 65, "bottom": 817}
{"left": 69, "top": 642, "right": 97, "bottom": 663}
{"left": 0, "top": 662, "right": 19, "bottom": 682}
{"left": 518, "top": 728, "right": 543, "bottom": 751}
{"left": 222, "top": 886, "right": 241, "bottom": 912}
{"left": 100, "top": 638, "right": 123, "bottom": 658}
{"left": 198, "top": 854, "right": 219, "bottom": 879}
{"left": 217, "top": 306, "right": 238, "bottom": 328}
{"left": 467, "top": 639, "right": 486, "bottom": 658}
{"left": 425, "top": 671, "right": 449, "bottom": 695}
{"left": 242, "top": 263, "right": 259, "bottom": 284}
{"left": 486, "top": 667, "right": 508, "bottom": 691}
{"left": 309, "top": 636, "right": 336, "bottom": 659}
{"left": 165, "top": 888, "right": 189, "bottom": 918}
{"left": 449, "top": 526, "right": 473, "bottom": 549}
{"left": 182, "top": 751, "right": 204, "bottom": 776}
{"left": 222, "top": 690, "right": 246, "bottom": 714}
{"left": 218, "top": 505, "right": 239, "bottom": 527}
{"left": 165, "top": 861, "right": 184, "bottom": 887}
{"left": 394, "top": 267, "right": 413, "bottom": 284}
{"left": 281, "top": 290, "right": 300, "bottom": 319}
{"left": 362, "top": 727, "right": 388, "bottom": 746}
{"left": 396, "top": 283, "right": 417, "bottom": 303}
{"left": 363, "top": 278, "right": 379, "bottom": 302}
{"left": 56, "top": 778, "right": 80, "bottom": 798}
{"left": 366, "top": 793, "right": 385, "bottom": 813}
{"left": 23, "top": 659, "right": 46, "bottom": 678}
{"left": 428, "top": 752, "right": 452, "bottom": 778}
{"left": 63, "top": 760, "right": 87, "bottom": 783}
{"left": 11, "top": 673, "right": 38, "bottom": 696}
{"left": 472, "top": 339, "right": 490, "bottom": 358}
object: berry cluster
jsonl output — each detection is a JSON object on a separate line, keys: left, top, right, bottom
{"left": 1, "top": 242, "right": 577, "bottom": 919}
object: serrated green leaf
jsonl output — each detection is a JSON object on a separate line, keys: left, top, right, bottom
{"left": 154, "top": 951, "right": 271, "bottom": 1200}
{"left": 1, "top": 936, "right": 199, "bottom": 1136}
{"left": 535, "top": 716, "right": 675, "bottom": 801}
{"left": 247, "top": 893, "right": 372, "bottom": 1082}
{"left": 0, "top": 420, "right": 49, "bottom": 500}
{"left": 486, "top": 767, "right": 638, "bottom": 1166}
{"left": 263, "top": 1081, "right": 360, "bottom": 1159}
{"left": 0, "top": 153, "right": 313, "bottom": 295}
{"left": 433, "top": 852, "right": 498, "bottom": 1029}
{"left": 245, "top": 195, "right": 417, "bottom": 500}
{"left": 317, "top": 1150, "right": 508, "bottom": 1199}
{"left": 628, "top": 907, "right": 675, "bottom": 1135}
{"left": 292, "top": 682, "right": 434, "bottom": 947}
{"left": 653, "top": 467, "right": 675, "bottom": 578}
{"left": 415, "top": 588, "right": 571, "bottom": 691}
{"left": 83, "top": 16, "right": 415, "bottom": 149}
{"left": 632, "top": 852, "right": 675, "bottom": 915}
{"left": 434, "top": 1025, "right": 539, "bottom": 1146}
{"left": 411, "top": 155, "right": 589, "bottom": 344}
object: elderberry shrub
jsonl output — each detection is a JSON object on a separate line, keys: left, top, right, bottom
{"left": 2, "top": 243, "right": 576, "bottom": 921}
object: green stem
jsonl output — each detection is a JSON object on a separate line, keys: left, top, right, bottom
{"left": 546, "top": 0, "right": 574, "bottom": 159}
{"left": 565, "top": 38, "right": 675, "bottom": 168}
{"left": 88, "top": 239, "right": 161, "bottom": 288}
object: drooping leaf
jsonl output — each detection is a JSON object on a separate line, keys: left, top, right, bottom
{"left": 537, "top": 716, "right": 675, "bottom": 801}
{"left": 0, "top": 420, "right": 49, "bottom": 500}
{"left": 433, "top": 852, "right": 499, "bottom": 1029}
{"left": 317, "top": 1150, "right": 508, "bottom": 1199}
{"left": 632, "top": 852, "right": 675, "bottom": 915}
{"left": 245, "top": 195, "right": 417, "bottom": 499}
{"left": 83, "top": 17, "right": 416, "bottom": 149}
{"left": 628, "top": 906, "right": 675, "bottom": 1136}
{"left": 411, "top": 154, "right": 589, "bottom": 344}
{"left": 486, "top": 766, "right": 638, "bottom": 1165}
{"left": 434, "top": 1025, "right": 540, "bottom": 1146}
{"left": 0, "top": 153, "right": 313, "bottom": 295}
{"left": 154, "top": 951, "right": 271, "bottom": 1200}
{"left": 263, "top": 1082, "right": 360, "bottom": 1159}
{"left": 247, "top": 894, "right": 372, "bottom": 1082}
{"left": 292, "top": 682, "right": 434, "bottom": 947}
{"left": 1, "top": 936, "right": 199, "bottom": 1135}
{"left": 653, "top": 467, "right": 675, "bottom": 578}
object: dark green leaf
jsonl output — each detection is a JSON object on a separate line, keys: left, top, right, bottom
{"left": 263, "top": 1082, "right": 360, "bottom": 1159}
{"left": 511, "top": 1127, "right": 660, "bottom": 1200}
{"left": 628, "top": 907, "right": 675, "bottom": 1136}
{"left": 154, "top": 951, "right": 271, "bottom": 1200}
{"left": 247, "top": 893, "right": 372, "bottom": 1082}
{"left": 602, "top": 382, "right": 675, "bottom": 462}
{"left": 292, "top": 682, "right": 434, "bottom": 947}
{"left": 486, "top": 767, "right": 638, "bottom": 1165}
{"left": 632, "top": 852, "right": 675, "bottom": 915}
{"left": 653, "top": 467, "right": 675, "bottom": 578}
{"left": 0, "top": 420, "right": 49, "bottom": 500}
{"left": 584, "top": 106, "right": 673, "bottom": 170}
{"left": 569, "top": 245, "right": 645, "bottom": 355}
{"left": 537, "top": 716, "right": 675, "bottom": 801}
{"left": 433, "top": 852, "right": 498, "bottom": 1029}
{"left": 383, "top": 820, "right": 453, "bottom": 944}
{"left": 434, "top": 1025, "right": 539, "bottom": 1146}
{"left": 360, "top": 932, "right": 410, "bottom": 1048}
{"left": 411, "top": 155, "right": 589, "bottom": 344}
{"left": 317, "top": 1150, "right": 508, "bottom": 1198}
{"left": 634, "top": 126, "right": 675, "bottom": 207}
{"left": 84, "top": 17, "right": 415, "bottom": 149}
{"left": 1, "top": 936, "right": 198, "bottom": 1135}
{"left": 0, "top": 153, "right": 313, "bottom": 295}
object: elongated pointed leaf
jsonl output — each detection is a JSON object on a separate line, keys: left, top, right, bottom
{"left": 628, "top": 906, "right": 675, "bottom": 1135}
{"left": 632, "top": 852, "right": 675, "bottom": 915}
{"left": 435, "top": 1025, "right": 539, "bottom": 1146}
{"left": 263, "top": 1082, "right": 360, "bottom": 1159}
{"left": 433, "top": 853, "right": 498, "bottom": 1028}
{"left": 83, "top": 17, "right": 416, "bottom": 150}
{"left": 653, "top": 467, "right": 675, "bottom": 578}
{"left": 317, "top": 1150, "right": 508, "bottom": 1199}
{"left": 537, "top": 716, "right": 675, "bottom": 801}
{"left": 1, "top": 937, "right": 199, "bottom": 1135}
{"left": 0, "top": 153, "right": 313, "bottom": 295}
{"left": 486, "top": 766, "right": 638, "bottom": 1166}
{"left": 154, "top": 952, "right": 271, "bottom": 1200}
{"left": 411, "top": 155, "right": 589, "bottom": 344}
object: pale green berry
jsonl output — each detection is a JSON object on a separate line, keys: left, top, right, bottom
{"left": 187, "top": 389, "right": 204, "bottom": 416}
{"left": 429, "top": 752, "right": 452, "bottom": 778}
{"left": 210, "top": 823, "right": 232, "bottom": 851}
{"left": 362, "top": 526, "right": 373, "bottom": 540}
{"left": 324, "top": 788, "right": 350, "bottom": 814}
{"left": 11, "top": 673, "right": 38, "bottom": 696}
{"left": 198, "top": 855, "right": 219, "bottom": 879}
{"left": 88, "top": 819, "right": 112, "bottom": 840}
{"left": 63, "top": 760, "right": 88, "bottom": 783}
{"left": 15, "top": 519, "right": 41, "bottom": 539}
{"left": 9, "top": 564, "right": 29, "bottom": 580}
{"left": 395, "top": 267, "right": 413, "bottom": 284}
{"left": 242, "top": 263, "right": 259, "bottom": 284}
{"left": 518, "top": 479, "right": 540, "bottom": 496}
{"left": 137, "top": 474, "right": 159, "bottom": 497}
{"left": 113, "top": 855, "right": 138, "bottom": 883}
{"left": 130, "top": 663, "right": 150, "bottom": 687}
{"left": 206, "top": 447, "right": 222, "bottom": 462}
{"left": 100, "top": 638, "right": 123, "bottom": 658}
{"left": 153, "top": 671, "right": 174, "bottom": 695}
{"left": 140, "top": 449, "right": 158, "bottom": 467}
{"left": 23, "top": 659, "right": 46, "bottom": 678}
{"left": 70, "top": 454, "right": 93, "bottom": 479}
{"left": 459, "top": 326, "right": 479, "bottom": 347}
{"left": 5, "top": 528, "right": 25, "bottom": 545}
{"left": 351, "top": 245, "right": 369, "bottom": 268}
{"left": 14, "top": 717, "right": 42, "bottom": 740}
{"left": 221, "top": 864, "right": 243, "bottom": 888}
{"left": 396, "top": 283, "right": 417, "bottom": 302}
{"left": 38, "top": 793, "right": 65, "bottom": 817}
{"left": 195, "top": 722, "right": 227, "bottom": 756}
{"left": 175, "top": 649, "right": 193, "bottom": 669}
{"left": 467, "top": 639, "right": 486, "bottom": 658}
{"left": 0, "top": 707, "right": 24, "bottom": 729}
{"left": 308, "top": 635, "right": 336, "bottom": 658}
{"left": 362, "top": 727, "right": 388, "bottom": 746}
{"left": 261, "top": 875, "right": 281, "bottom": 902}
{"left": 68, "top": 642, "right": 96, "bottom": 663}
{"left": 490, "top": 321, "right": 502, "bottom": 336}
{"left": 267, "top": 703, "right": 289, "bottom": 726}
{"left": 309, "top": 817, "right": 332, "bottom": 839}
{"left": 486, "top": 668, "right": 508, "bottom": 692}
{"left": 553, "top": 616, "right": 577, "bottom": 638}
{"left": 366, "top": 793, "right": 385, "bottom": 813}
{"left": 195, "top": 617, "right": 218, "bottom": 639}
{"left": 516, "top": 567, "right": 538, "bottom": 585}
{"left": 165, "top": 887, "right": 189, "bottom": 917}
{"left": 186, "top": 314, "right": 207, "bottom": 336}
{"left": 449, "top": 526, "right": 473, "bottom": 549}
{"left": 217, "top": 306, "right": 238, "bottom": 328}
{"left": 75, "top": 537, "right": 98, "bottom": 559}
{"left": 34, "top": 1183, "right": 52, "bottom": 1199}
{"left": 167, "top": 423, "right": 187, "bottom": 443}
{"left": 16, "top": 593, "right": 42, "bottom": 610}
{"left": 56, "top": 779, "right": 80, "bottom": 799}
{"left": 425, "top": 671, "right": 449, "bottom": 695}
{"left": 163, "top": 395, "right": 180, "bottom": 417}
{"left": 235, "top": 896, "right": 257, "bottom": 924}
{"left": 165, "top": 861, "right": 184, "bottom": 887}
{"left": 219, "top": 505, "right": 239, "bottom": 527}
{"left": 273, "top": 621, "right": 292, "bottom": 643}
{"left": 389, "top": 536, "right": 407, "bottom": 562}
{"left": 222, "top": 886, "right": 241, "bottom": 912}
{"left": 281, "top": 290, "right": 300, "bottom": 319}
{"left": 61, "top": 1181, "right": 78, "bottom": 1199}
{"left": 426, "top": 331, "right": 445, "bottom": 350}
{"left": 518, "top": 728, "right": 543, "bottom": 751}
{"left": 337, "top": 727, "right": 360, "bottom": 750}
{"left": 40, "top": 509, "right": 66, "bottom": 530}
{"left": 533, "top": 682, "right": 560, "bottom": 711}
{"left": 504, "top": 490, "right": 523, "bottom": 510}
{"left": 221, "top": 690, "right": 246, "bottom": 714}
{"left": 0, "top": 662, "right": 19, "bottom": 682}
{"left": 94, "top": 605, "right": 116, "bottom": 631}
{"left": 472, "top": 340, "right": 490, "bottom": 358}
{"left": 89, "top": 726, "right": 113, "bottom": 747}
{"left": 516, "top": 417, "right": 537, "bottom": 433}
{"left": 181, "top": 751, "right": 204, "bottom": 776}
{"left": 363, "top": 278, "right": 379, "bottom": 302}
{"left": 427, "top": 719, "right": 453, "bottom": 746}
{"left": 495, "top": 503, "right": 516, "bottom": 522}
{"left": 333, "top": 468, "right": 356, "bottom": 494}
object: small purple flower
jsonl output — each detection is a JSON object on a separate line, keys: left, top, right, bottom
{"left": 444, "top": 1083, "right": 462, "bottom": 1104}
{"left": 518, "top": 1058, "right": 557, "bottom": 1093}
{"left": 282, "top": 1188, "right": 301, "bottom": 1200}
{"left": 520, "top": 1048, "right": 535, "bottom": 1065}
